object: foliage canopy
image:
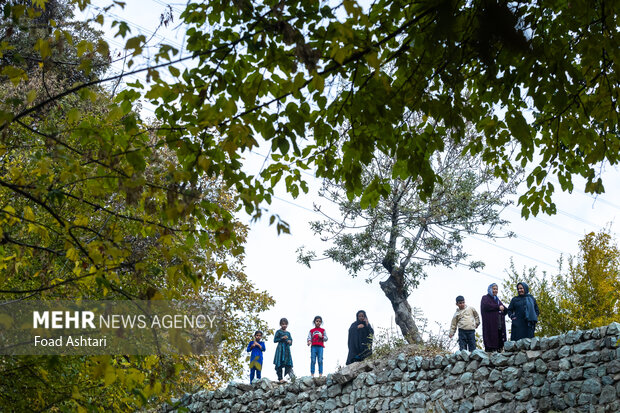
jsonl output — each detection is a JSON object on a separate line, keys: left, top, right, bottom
{"left": 0, "top": 1, "right": 274, "bottom": 410}
{"left": 3, "top": 0, "right": 618, "bottom": 219}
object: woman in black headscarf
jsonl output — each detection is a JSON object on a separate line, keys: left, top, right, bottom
{"left": 346, "top": 310, "right": 374, "bottom": 365}
{"left": 507, "top": 282, "right": 539, "bottom": 341}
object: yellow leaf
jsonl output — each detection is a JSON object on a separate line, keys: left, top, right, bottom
{"left": 66, "top": 248, "right": 79, "bottom": 261}
{"left": 74, "top": 215, "right": 88, "bottom": 226}
{"left": 104, "top": 368, "right": 117, "bottom": 385}
{"left": 23, "top": 206, "right": 35, "bottom": 221}
{"left": 27, "top": 89, "right": 37, "bottom": 104}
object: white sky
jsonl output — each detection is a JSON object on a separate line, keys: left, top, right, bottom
{"left": 78, "top": 0, "right": 620, "bottom": 382}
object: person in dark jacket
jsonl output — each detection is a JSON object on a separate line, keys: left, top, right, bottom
{"left": 480, "top": 283, "right": 507, "bottom": 352}
{"left": 346, "top": 310, "right": 374, "bottom": 365}
{"left": 507, "top": 282, "right": 539, "bottom": 341}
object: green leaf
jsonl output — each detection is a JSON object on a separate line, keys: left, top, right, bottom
{"left": 1, "top": 66, "right": 27, "bottom": 85}
{"left": 168, "top": 66, "right": 180, "bottom": 77}
{"left": 66, "top": 108, "right": 80, "bottom": 123}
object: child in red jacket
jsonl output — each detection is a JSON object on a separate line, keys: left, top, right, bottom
{"left": 307, "top": 315, "right": 328, "bottom": 377}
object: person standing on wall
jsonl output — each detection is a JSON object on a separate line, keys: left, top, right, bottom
{"left": 346, "top": 310, "right": 373, "bottom": 365}
{"left": 449, "top": 295, "right": 480, "bottom": 351}
{"left": 481, "top": 283, "right": 507, "bottom": 352}
{"left": 307, "top": 315, "right": 328, "bottom": 377}
{"left": 507, "top": 282, "right": 539, "bottom": 341}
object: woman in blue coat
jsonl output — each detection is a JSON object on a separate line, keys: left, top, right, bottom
{"left": 507, "top": 282, "right": 539, "bottom": 341}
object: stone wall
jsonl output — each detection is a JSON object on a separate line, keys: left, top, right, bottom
{"left": 164, "top": 322, "right": 620, "bottom": 412}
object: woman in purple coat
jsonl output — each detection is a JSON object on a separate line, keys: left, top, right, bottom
{"left": 480, "top": 283, "right": 507, "bottom": 352}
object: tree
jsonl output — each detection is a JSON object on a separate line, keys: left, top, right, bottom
{"left": 298, "top": 134, "right": 518, "bottom": 343}
{"left": 0, "top": 2, "right": 274, "bottom": 410}
{"left": 502, "top": 229, "right": 620, "bottom": 337}
{"left": 2, "top": 0, "right": 617, "bottom": 223}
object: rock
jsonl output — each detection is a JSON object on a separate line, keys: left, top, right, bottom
{"left": 503, "top": 341, "right": 516, "bottom": 352}
{"left": 327, "top": 384, "right": 342, "bottom": 398}
{"left": 581, "top": 378, "right": 602, "bottom": 394}
{"left": 460, "top": 372, "right": 473, "bottom": 383}
{"left": 396, "top": 352, "right": 407, "bottom": 371}
{"left": 522, "top": 361, "right": 535, "bottom": 372}
{"left": 565, "top": 330, "right": 583, "bottom": 344}
{"left": 367, "top": 385, "right": 379, "bottom": 398}
{"left": 545, "top": 335, "right": 560, "bottom": 350}
{"left": 606, "top": 322, "right": 620, "bottom": 336}
{"left": 379, "top": 384, "right": 392, "bottom": 397}
{"left": 451, "top": 384, "right": 464, "bottom": 400}
{"left": 484, "top": 392, "right": 503, "bottom": 406}
{"left": 393, "top": 381, "right": 402, "bottom": 396}
{"left": 502, "top": 366, "right": 522, "bottom": 382}
{"left": 451, "top": 361, "right": 466, "bottom": 374}
{"left": 558, "top": 358, "right": 571, "bottom": 370}
{"left": 517, "top": 338, "right": 532, "bottom": 350}
{"left": 514, "top": 352, "right": 527, "bottom": 365}
{"left": 532, "top": 373, "right": 546, "bottom": 386}
{"left": 408, "top": 392, "right": 428, "bottom": 407}
{"left": 550, "top": 381, "right": 563, "bottom": 395}
{"left": 558, "top": 346, "right": 572, "bottom": 359}
{"left": 563, "top": 392, "right": 577, "bottom": 408}
{"left": 578, "top": 392, "right": 594, "bottom": 405}
{"left": 574, "top": 340, "right": 597, "bottom": 354}
{"left": 489, "top": 353, "right": 509, "bottom": 367}
{"left": 514, "top": 388, "right": 531, "bottom": 402}
{"left": 389, "top": 398, "right": 403, "bottom": 409}
{"left": 324, "top": 399, "right": 337, "bottom": 410}
{"left": 470, "top": 349, "right": 489, "bottom": 361}
{"left": 535, "top": 358, "right": 548, "bottom": 373}
{"left": 465, "top": 360, "right": 479, "bottom": 372}
{"left": 431, "top": 389, "right": 444, "bottom": 400}
{"left": 473, "top": 366, "right": 490, "bottom": 381}
{"left": 583, "top": 366, "right": 598, "bottom": 379}
{"left": 300, "top": 377, "right": 314, "bottom": 388}
{"left": 283, "top": 392, "right": 297, "bottom": 405}
{"left": 354, "top": 399, "right": 367, "bottom": 411}
{"left": 608, "top": 359, "right": 620, "bottom": 374}
{"left": 586, "top": 351, "right": 602, "bottom": 363}
{"left": 569, "top": 366, "right": 584, "bottom": 380}
{"left": 473, "top": 396, "right": 485, "bottom": 410}
{"left": 487, "top": 369, "right": 501, "bottom": 382}
{"left": 599, "top": 385, "right": 617, "bottom": 404}
{"left": 457, "top": 400, "right": 474, "bottom": 413}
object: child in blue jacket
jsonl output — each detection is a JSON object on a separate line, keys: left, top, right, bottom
{"left": 247, "top": 330, "right": 266, "bottom": 383}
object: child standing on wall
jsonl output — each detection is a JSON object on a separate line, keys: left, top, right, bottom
{"left": 449, "top": 295, "right": 480, "bottom": 351}
{"left": 247, "top": 330, "right": 266, "bottom": 383}
{"left": 274, "top": 317, "right": 294, "bottom": 383}
{"left": 307, "top": 315, "right": 328, "bottom": 377}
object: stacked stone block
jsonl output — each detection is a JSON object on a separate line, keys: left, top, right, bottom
{"left": 163, "top": 322, "right": 620, "bottom": 412}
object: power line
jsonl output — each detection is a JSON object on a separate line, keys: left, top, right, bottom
{"left": 469, "top": 235, "right": 556, "bottom": 269}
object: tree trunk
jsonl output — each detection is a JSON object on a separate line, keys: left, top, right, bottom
{"left": 379, "top": 274, "right": 423, "bottom": 343}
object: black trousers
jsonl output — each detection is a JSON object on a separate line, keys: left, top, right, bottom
{"left": 276, "top": 365, "right": 294, "bottom": 380}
